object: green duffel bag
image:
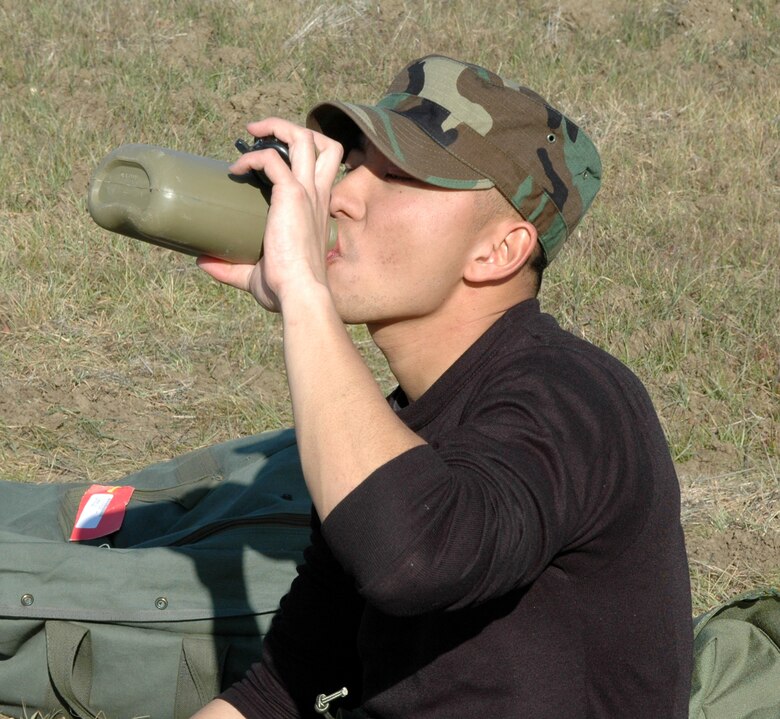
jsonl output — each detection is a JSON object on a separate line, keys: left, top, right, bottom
{"left": 0, "top": 428, "right": 311, "bottom": 719}
{"left": 689, "top": 587, "right": 780, "bottom": 719}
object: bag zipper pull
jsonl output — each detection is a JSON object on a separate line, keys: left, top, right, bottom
{"left": 314, "top": 687, "right": 349, "bottom": 719}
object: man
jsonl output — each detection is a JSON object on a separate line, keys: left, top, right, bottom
{"left": 193, "top": 55, "right": 692, "bottom": 718}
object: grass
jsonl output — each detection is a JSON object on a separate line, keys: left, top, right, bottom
{"left": 0, "top": 0, "right": 778, "bottom": 709}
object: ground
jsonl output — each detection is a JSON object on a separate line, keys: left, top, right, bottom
{"left": 0, "top": 8, "right": 778, "bottom": 709}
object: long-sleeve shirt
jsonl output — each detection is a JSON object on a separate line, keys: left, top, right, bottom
{"left": 221, "top": 298, "right": 693, "bottom": 718}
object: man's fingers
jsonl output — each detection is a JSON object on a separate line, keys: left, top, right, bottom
{"left": 196, "top": 256, "right": 254, "bottom": 291}
{"left": 197, "top": 256, "right": 280, "bottom": 312}
{"left": 229, "top": 148, "right": 291, "bottom": 187}
{"left": 311, "top": 134, "right": 344, "bottom": 190}
{"left": 243, "top": 118, "right": 343, "bottom": 191}
{"left": 245, "top": 117, "right": 288, "bottom": 140}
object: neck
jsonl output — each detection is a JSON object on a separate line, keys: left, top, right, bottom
{"left": 369, "top": 290, "right": 532, "bottom": 402}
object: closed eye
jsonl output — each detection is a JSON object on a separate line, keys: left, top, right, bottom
{"left": 384, "top": 168, "right": 417, "bottom": 183}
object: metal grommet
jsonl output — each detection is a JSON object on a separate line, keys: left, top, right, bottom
{"left": 155, "top": 596, "right": 169, "bottom": 610}
{"left": 547, "top": 133, "right": 556, "bottom": 142}
{"left": 21, "top": 594, "right": 34, "bottom": 607}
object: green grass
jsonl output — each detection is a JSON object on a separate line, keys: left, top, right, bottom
{"left": 1, "top": 0, "right": 778, "bottom": 637}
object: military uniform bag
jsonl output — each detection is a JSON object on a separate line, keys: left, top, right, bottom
{"left": 0, "top": 428, "right": 311, "bottom": 719}
{"left": 689, "top": 587, "right": 780, "bottom": 719}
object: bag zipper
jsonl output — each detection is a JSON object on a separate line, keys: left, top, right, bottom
{"left": 169, "top": 512, "right": 309, "bottom": 546}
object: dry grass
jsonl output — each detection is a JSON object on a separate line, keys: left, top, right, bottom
{"left": 681, "top": 465, "right": 780, "bottom": 613}
{"left": 0, "top": 3, "right": 778, "bottom": 707}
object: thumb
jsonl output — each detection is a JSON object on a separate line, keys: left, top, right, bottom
{"left": 196, "top": 256, "right": 254, "bottom": 292}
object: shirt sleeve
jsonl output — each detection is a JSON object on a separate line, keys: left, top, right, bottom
{"left": 220, "top": 511, "right": 364, "bottom": 719}
{"left": 320, "top": 349, "right": 656, "bottom": 617}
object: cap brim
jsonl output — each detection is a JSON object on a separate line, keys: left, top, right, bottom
{"left": 307, "top": 101, "right": 494, "bottom": 191}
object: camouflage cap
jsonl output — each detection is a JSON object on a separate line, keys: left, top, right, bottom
{"left": 306, "top": 54, "right": 601, "bottom": 261}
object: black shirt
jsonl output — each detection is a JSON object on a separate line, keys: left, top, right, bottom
{"left": 222, "top": 298, "right": 693, "bottom": 718}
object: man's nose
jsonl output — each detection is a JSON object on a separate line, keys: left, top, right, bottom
{"left": 329, "top": 166, "right": 367, "bottom": 221}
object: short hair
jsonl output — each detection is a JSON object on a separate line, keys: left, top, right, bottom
{"left": 528, "top": 243, "right": 548, "bottom": 295}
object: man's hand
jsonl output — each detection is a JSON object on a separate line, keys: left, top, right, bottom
{"left": 197, "top": 118, "right": 343, "bottom": 312}
{"left": 189, "top": 698, "right": 247, "bottom": 719}
{"left": 197, "top": 118, "right": 424, "bottom": 520}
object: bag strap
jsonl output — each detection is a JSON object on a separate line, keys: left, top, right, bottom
{"left": 174, "top": 636, "right": 224, "bottom": 719}
{"left": 46, "top": 621, "right": 223, "bottom": 719}
{"left": 46, "top": 621, "right": 97, "bottom": 719}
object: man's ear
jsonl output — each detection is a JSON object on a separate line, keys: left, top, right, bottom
{"left": 464, "top": 221, "right": 538, "bottom": 283}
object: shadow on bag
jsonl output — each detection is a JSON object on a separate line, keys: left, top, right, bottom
{"left": 0, "top": 428, "right": 310, "bottom": 719}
